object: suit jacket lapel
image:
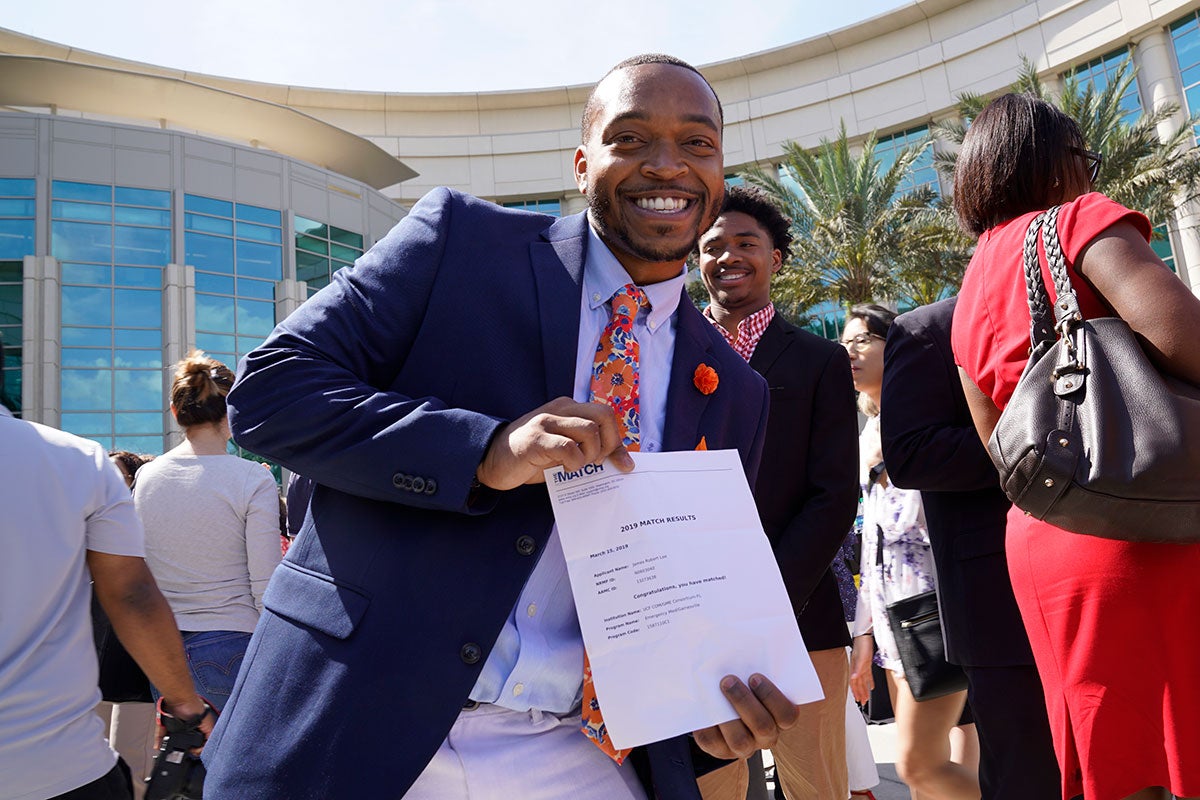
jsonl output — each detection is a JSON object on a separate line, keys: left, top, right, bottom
{"left": 748, "top": 315, "right": 794, "bottom": 378}
{"left": 530, "top": 213, "right": 588, "bottom": 400}
{"left": 663, "top": 295, "right": 718, "bottom": 451}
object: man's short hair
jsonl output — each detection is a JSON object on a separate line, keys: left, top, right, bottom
{"left": 717, "top": 184, "right": 794, "bottom": 262}
{"left": 579, "top": 54, "right": 723, "bottom": 141}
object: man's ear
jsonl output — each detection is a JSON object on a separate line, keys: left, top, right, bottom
{"left": 573, "top": 146, "right": 588, "bottom": 195}
{"left": 770, "top": 249, "right": 783, "bottom": 275}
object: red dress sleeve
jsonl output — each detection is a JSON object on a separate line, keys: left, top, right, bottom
{"left": 951, "top": 193, "right": 1150, "bottom": 409}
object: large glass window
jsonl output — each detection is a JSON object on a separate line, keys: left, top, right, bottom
{"left": 1173, "top": 13, "right": 1200, "bottom": 144}
{"left": 876, "top": 126, "right": 938, "bottom": 195}
{"left": 1073, "top": 46, "right": 1176, "bottom": 266}
{"left": 0, "top": 178, "right": 33, "bottom": 416}
{"left": 1152, "top": 224, "right": 1178, "bottom": 274}
{"left": 185, "top": 196, "right": 282, "bottom": 368}
{"left": 294, "top": 216, "right": 363, "bottom": 299}
{"left": 52, "top": 181, "right": 170, "bottom": 450}
{"left": 501, "top": 198, "right": 562, "bottom": 216}
{"left": 800, "top": 301, "right": 846, "bottom": 343}
{"left": 1069, "top": 47, "right": 1142, "bottom": 121}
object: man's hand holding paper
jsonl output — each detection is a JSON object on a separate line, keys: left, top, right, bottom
{"left": 546, "top": 449, "right": 822, "bottom": 751}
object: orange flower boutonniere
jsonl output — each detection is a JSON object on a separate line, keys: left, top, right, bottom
{"left": 693, "top": 363, "right": 718, "bottom": 395}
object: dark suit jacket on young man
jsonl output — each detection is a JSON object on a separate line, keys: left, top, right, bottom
{"left": 880, "top": 297, "right": 1059, "bottom": 799}
{"left": 749, "top": 316, "right": 858, "bottom": 653}
{"left": 202, "top": 188, "right": 770, "bottom": 800}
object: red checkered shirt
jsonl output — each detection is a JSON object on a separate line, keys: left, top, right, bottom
{"left": 703, "top": 303, "right": 775, "bottom": 362}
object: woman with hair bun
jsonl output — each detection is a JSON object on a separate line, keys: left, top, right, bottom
{"left": 133, "top": 350, "right": 281, "bottom": 712}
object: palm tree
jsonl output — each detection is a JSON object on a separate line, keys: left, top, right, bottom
{"left": 935, "top": 56, "right": 1200, "bottom": 228}
{"left": 892, "top": 198, "right": 975, "bottom": 307}
{"left": 743, "top": 123, "right": 970, "bottom": 308}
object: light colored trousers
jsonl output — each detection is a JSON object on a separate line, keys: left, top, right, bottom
{"left": 697, "top": 647, "right": 851, "bottom": 800}
{"left": 95, "top": 701, "right": 156, "bottom": 800}
{"left": 403, "top": 702, "right": 647, "bottom": 800}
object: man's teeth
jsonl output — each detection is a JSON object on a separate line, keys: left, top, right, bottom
{"left": 635, "top": 197, "right": 689, "bottom": 212}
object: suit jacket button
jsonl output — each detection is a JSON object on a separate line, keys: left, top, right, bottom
{"left": 424, "top": 479, "right": 437, "bottom": 495}
{"left": 460, "top": 643, "right": 482, "bottom": 664}
{"left": 412, "top": 476, "right": 426, "bottom": 493}
{"left": 392, "top": 472, "right": 405, "bottom": 489}
{"left": 515, "top": 535, "right": 537, "bottom": 557}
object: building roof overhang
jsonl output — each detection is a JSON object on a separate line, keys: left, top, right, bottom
{"left": 0, "top": 54, "right": 417, "bottom": 189}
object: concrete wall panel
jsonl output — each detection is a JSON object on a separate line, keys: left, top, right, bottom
{"left": 51, "top": 141, "right": 112, "bottom": 183}
{"left": 115, "top": 146, "right": 171, "bottom": 189}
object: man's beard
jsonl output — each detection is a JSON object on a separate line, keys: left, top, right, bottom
{"left": 587, "top": 191, "right": 715, "bottom": 265}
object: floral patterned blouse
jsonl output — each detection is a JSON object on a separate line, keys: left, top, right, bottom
{"left": 851, "top": 415, "right": 937, "bottom": 672}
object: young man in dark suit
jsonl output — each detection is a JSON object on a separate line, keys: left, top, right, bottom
{"left": 696, "top": 185, "right": 860, "bottom": 800}
{"left": 203, "top": 57, "right": 799, "bottom": 800}
{"left": 880, "top": 297, "right": 1059, "bottom": 799}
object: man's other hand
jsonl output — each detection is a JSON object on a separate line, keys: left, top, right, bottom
{"left": 692, "top": 674, "right": 800, "bottom": 760}
{"left": 476, "top": 397, "right": 634, "bottom": 490}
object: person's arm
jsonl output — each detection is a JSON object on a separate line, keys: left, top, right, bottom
{"left": 959, "top": 368, "right": 1003, "bottom": 448}
{"left": 229, "top": 189, "right": 630, "bottom": 512}
{"left": 881, "top": 311, "right": 1000, "bottom": 492}
{"left": 772, "top": 347, "right": 859, "bottom": 608}
{"left": 244, "top": 471, "right": 284, "bottom": 614}
{"left": 87, "top": 551, "right": 212, "bottom": 735}
{"left": 1076, "top": 221, "right": 1200, "bottom": 385}
{"left": 848, "top": 542, "right": 875, "bottom": 704}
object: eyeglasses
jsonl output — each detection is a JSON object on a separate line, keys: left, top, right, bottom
{"left": 1071, "top": 147, "right": 1102, "bottom": 184}
{"left": 839, "top": 332, "right": 884, "bottom": 352}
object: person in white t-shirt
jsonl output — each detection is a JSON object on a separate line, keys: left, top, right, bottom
{"left": 0, "top": 340, "right": 213, "bottom": 800}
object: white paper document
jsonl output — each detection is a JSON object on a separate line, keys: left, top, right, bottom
{"left": 545, "top": 449, "right": 821, "bottom": 750}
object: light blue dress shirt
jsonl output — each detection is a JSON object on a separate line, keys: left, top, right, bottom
{"left": 468, "top": 223, "right": 686, "bottom": 713}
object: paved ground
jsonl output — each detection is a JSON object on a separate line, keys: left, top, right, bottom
{"left": 862, "top": 722, "right": 909, "bottom": 800}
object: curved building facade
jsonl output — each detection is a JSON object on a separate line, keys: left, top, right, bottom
{"left": 2, "top": 0, "right": 1199, "bottom": 444}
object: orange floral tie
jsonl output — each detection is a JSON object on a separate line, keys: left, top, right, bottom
{"left": 580, "top": 283, "right": 647, "bottom": 763}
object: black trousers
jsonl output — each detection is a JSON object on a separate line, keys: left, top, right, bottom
{"left": 965, "top": 664, "right": 1060, "bottom": 800}
{"left": 50, "top": 760, "right": 132, "bottom": 800}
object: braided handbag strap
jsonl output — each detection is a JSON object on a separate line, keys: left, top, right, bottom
{"left": 1023, "top": 211, "right": 1056, "bottom": 359}
{"left": 1023, "top": 204, "right": 1082, "bottom": 363}
{"left": 1040, "top": 204, "right": 1083, "bottom": 329}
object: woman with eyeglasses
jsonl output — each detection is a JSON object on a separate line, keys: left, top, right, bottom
{"left": 133, "top": 351, "right": 281, "bottom": 713}
{"left": 844, "top": 304, "right": 981, "bottom": 800}
{"left": 951, "top": 94, "right": 1200, "bottom": 800}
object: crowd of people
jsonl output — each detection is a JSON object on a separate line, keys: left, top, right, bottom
{"left": 2, "top": 52, "right": 1198, "bottom": 800}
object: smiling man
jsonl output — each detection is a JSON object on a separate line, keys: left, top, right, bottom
{"left": 698, "top": 186, "right": 859, "bottom": 800}
{"left": 202, "top": 56, "right": 798, "bottom": 800}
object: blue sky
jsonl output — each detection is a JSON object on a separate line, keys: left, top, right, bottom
{"left": 3, "top": 0, "right": 908, "bottom": 92}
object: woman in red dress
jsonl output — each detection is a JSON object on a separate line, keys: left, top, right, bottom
{"left": 950, "top": 93, "right": 1200, "bottom": 800}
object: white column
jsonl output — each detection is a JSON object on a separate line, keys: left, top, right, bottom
{"left": 161, "top": 262, "right": 195, "bottom": 449}
{"left": 1135, "top": 29, "right": 1200, "bottom": 292}
{"left": 21, "top": 254, "right": 60, "bottom": 426}
{"left": 1136, "top": 29, "right": 1188, "bottom": 135}
{"left": 274, "top": 278, "right": 308, "bottom": 321}
{"left": 562, "top": 193, "right": 588, "bottom": 216}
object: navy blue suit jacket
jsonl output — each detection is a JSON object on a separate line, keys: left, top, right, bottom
{"left": 879, "top": 298, "right": 1033, "bottom": 667}
{"left": 748, "top": 316, "right": 858, "bottom": 652}
{"left": 203, "top": 188, "right": 770, "bottom": 799}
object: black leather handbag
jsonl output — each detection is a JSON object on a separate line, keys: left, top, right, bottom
{"left": 987, "top": 205, "right": 1200, "bottom": 543}
{"left": 872, "top": 522, "right": 966, "bottom": 701}
{"left": 885, "top": 590, "right": 966, "bottom": 701}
